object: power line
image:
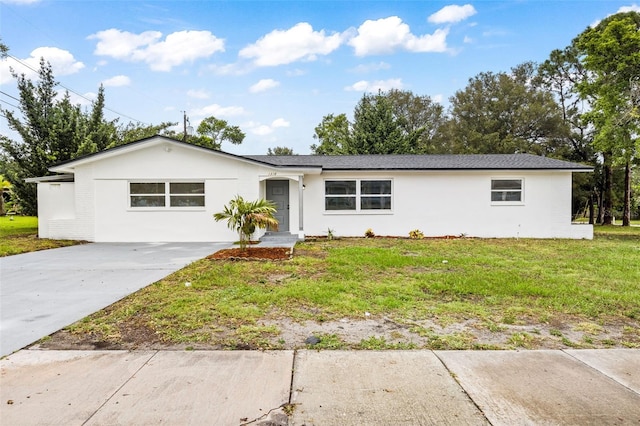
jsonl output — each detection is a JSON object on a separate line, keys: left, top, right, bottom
{"left": 0, "top": 98, "right": 20, "bottom": 110}
{"left": 0, "top": 90, "right": 21, "bottom": 103}
{"left": 6, "top": 54, "right": 148, "bottom": 124}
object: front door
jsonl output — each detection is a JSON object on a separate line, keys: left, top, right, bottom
{"left": 266, "top": 180, "right": 289, "bottom": 232}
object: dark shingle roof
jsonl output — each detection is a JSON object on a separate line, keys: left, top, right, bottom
{"left": 47, "top": 135, "right": 592, "bottom": 172}
{"left": 245, "top": 153, "right": 592, "bottom": 171}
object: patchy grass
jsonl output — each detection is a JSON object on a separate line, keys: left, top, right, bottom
{"left": 0, "top": 216, "right": 82, "bottom": 256}
{"left": 43, "top": 227, "right": 640, "bottom": 351}
{"left": 594, "top": 224, "right": 640, "bottom": 238}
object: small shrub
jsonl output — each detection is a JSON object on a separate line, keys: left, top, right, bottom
{"left": 364, "top": 228, "right": 375, "bottom": 238}
{"left": 409, "top": 229, "right": 424, "bottom": 239}
{"left": 327, "top": 228, "right": 335, "bottom": 240}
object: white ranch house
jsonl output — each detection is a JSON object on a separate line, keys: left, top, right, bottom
{"left": 28, "top": 135, "right": 594, "bottom": 242}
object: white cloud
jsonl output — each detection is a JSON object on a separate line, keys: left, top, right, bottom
{"left": 617, "top": 4, "right": 640, "bottom": 13}
{"left": 345, "top": 78, "right": 404, "bottom": 92}
{"left": 349, "top": 61, "right": 391, "bottom": 73}
{"left": 286, "top": 68, "right": 306, "bottom": 77}
{"left": 428, "top": 4, "right": 477, "bottom": 24}
{"left": 593, "top": 4, "right": 640, "bottom": 26}
{"left": 192, "top": 104, "right": 246, "bottom": 117}
{"left": 187, "top": 89, "right": 210, "bottom": 99}
{"left": 207, "top": 62, "right": 253, "bottom": 76}
{"left": 239, "top": 22, "right": 344, "bottom": 66}
{"left": 0, "top": 47, "right": 84, "bottom": 85}
{"left": 348, "top": 17, "right": 449, "bottom": 56}
{"left": 249, "top": 78, "right": 280, "bottom": 93}
{"left": 463, "top": 36, "right": 473, "bottom": 44}
{"left": 271, "top": 118, "right": 290, "bottom": 128}
{"left": 245, "top": 118, "right": 290, "bottom": 136}
{"left": 1, "top": 0, "right": 40, "bottom": 4}
{"left": 88, "top": 29, "right": 224, "bottom": 71}
{"left": 101, "top": 75, "right": 130, "bottom": 87}
{"left": 66, "top": 91, "right": 95, "bottom": 107}
{"left": 432, "top": 94, "right": 444, "bottom": 104}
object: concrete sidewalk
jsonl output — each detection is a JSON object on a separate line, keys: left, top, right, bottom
{"left": 1, "top": 349, "right": 639, "bottom": 425}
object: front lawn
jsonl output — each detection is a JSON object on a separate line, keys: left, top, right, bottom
{"left": 0, "top": 216, "right": 82, "bottom": 256}
{"left": 43, "top": 227, "right": 640, "bottom": 351}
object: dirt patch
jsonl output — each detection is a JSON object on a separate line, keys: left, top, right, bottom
{"left": 34, "top": 314, "right": 640, "bottom": 351}
{"left": 207, "top": 247, "right": 292, "bottom": 261}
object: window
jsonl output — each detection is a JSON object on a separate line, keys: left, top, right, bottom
{"left": 130, "top": 182, "right": 166, "bottom": 207}
{"left": 130, "top": 182, "right": 204, "bottom": 208}
{"left": 491, "top": 179, "right": 522, "bottom": 202}
{"left": 325, "top": 181, "right": 356, "bottom": 210}
{"left": 169, "top": 182, "right": 205, "bottom": 207}
{"left": 360, "top": 180, "right": 391, "bottom": 210}
{"left": 325, "top": 179, "right": 392, "bottom": 212}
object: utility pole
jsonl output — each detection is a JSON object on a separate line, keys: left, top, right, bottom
{"left": 182, "top": 111, "right": 189, "bottom": 142}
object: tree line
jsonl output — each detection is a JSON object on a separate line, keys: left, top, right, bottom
{"left": 0, "top": 46, "right": 245, "bottom": 215}
{"left": 310, "top": 12, "right": 639, "bottom": 226}
{"left": 1, "top": 12, "right": 638, "bottom": 223}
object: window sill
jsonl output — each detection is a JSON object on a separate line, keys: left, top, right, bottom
{"left": 490, "top": 202, "right": 525, "bottom": 206}
{"left": 323, "top": 210, "right": 393, "bottom": 215}
{"left": 127, "top": 207, "right": 207, "bottom": 212}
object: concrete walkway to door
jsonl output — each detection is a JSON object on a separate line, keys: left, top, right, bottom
{"left": 0, "top": 242, "right": 231, "bottom": 357}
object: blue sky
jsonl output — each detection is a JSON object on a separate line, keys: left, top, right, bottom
{"left": 1, "top": 0, "right": 639, "bottom": 155}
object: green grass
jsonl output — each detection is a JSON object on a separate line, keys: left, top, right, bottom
{"left": 0, "top": 215, "right": 38, "bottom": 237}
{"left": 63, "top": 227, "right": 640, "bottom": 349}
{"left": 0, "top": 216, "right": 82, "bottom": 256}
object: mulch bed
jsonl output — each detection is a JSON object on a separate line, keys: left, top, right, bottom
{"left": 207, "top": 247, "right": 292, "bottom": 261}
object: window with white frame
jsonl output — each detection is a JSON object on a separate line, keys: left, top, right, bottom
{"left": 491, "top": 179, "right": 522, "bottom": 202}
{"left": 325, "top": 179, "right": 392, "bottom": 211}
{"left": 129, "top": 182, "right": 205, "bottom": 208}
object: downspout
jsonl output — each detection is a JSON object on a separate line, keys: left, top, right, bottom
{"left": 298, "top": 176, "right": 304, "bottom": 236}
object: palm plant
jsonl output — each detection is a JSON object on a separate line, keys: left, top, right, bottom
{"left": 0, "top": 175, "right": 12, "bottom": 216}
{"left": 213, "top": 195, "right": 279, "bottom": 250}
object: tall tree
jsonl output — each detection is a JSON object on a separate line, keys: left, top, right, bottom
{"left": 267, "top": 146, "right": 295, "bottom": 155}
{"left": 446, "top": 63, "right": 567, "bottom": 156}
{"left": 351, "top": 91, "right": 408, "bottom": 154}
{"left": 193, "top": 116, "right": 245, "bottom": 150}
{"left": 116, "top": 121, "right": 177, "bottom": 145}
{"left": 76, "top": 85, "right": 119, "bottom": 155}
{"left": 574, "top": 11, "right": 640, "bottom": 226}
{"left": 1, "top": 59, "right": 64, "bottom": 215}
{"left": 311, "top": 113, "right": 352, "bottom": 155}
{"left": 311, "top": 90, "right": 446, "bottom": 155}
{"left": 0, "top": 38, "right": 8, "bottom": 58}
{"left": 0, "top": 59, "right": 114, "bottom": 215}
{"left": 385, "top": 89, "right": 447, "bottom": 154}
{"left": 538, "top": 47, "right": 599, "bottom": 222}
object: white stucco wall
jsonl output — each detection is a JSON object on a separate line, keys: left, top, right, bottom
{"left": 302, "top": 170, "right": 593, "bottom": 239}
{"left": 37, "top": 138, "right": 591, "bottom": 241}
{"left": 39, "top": 140, "right": 305, "bottom": 242}
{"left": 36, "top": 182, "right": 75, "bottom": 239}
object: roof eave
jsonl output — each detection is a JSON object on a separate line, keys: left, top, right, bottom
{"left": 25, "top": 173, "right": 75, "bottom": 183}
{"left": 321, "top": 167, "right": 594, "bottom": 172}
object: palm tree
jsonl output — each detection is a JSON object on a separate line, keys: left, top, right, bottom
{"left": 0, "top": 175, "right": 12, "bottom": 216}
{"left": 214, "top": 195, "right": 279, "bottom": 250}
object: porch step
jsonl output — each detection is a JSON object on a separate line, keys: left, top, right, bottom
{"left": 259, "top": 232, "right": 300, "bottom": 247}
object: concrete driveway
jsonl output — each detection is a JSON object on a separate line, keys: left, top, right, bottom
{"left": 0, "top": 242, "right": 230, "bottom": 357}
